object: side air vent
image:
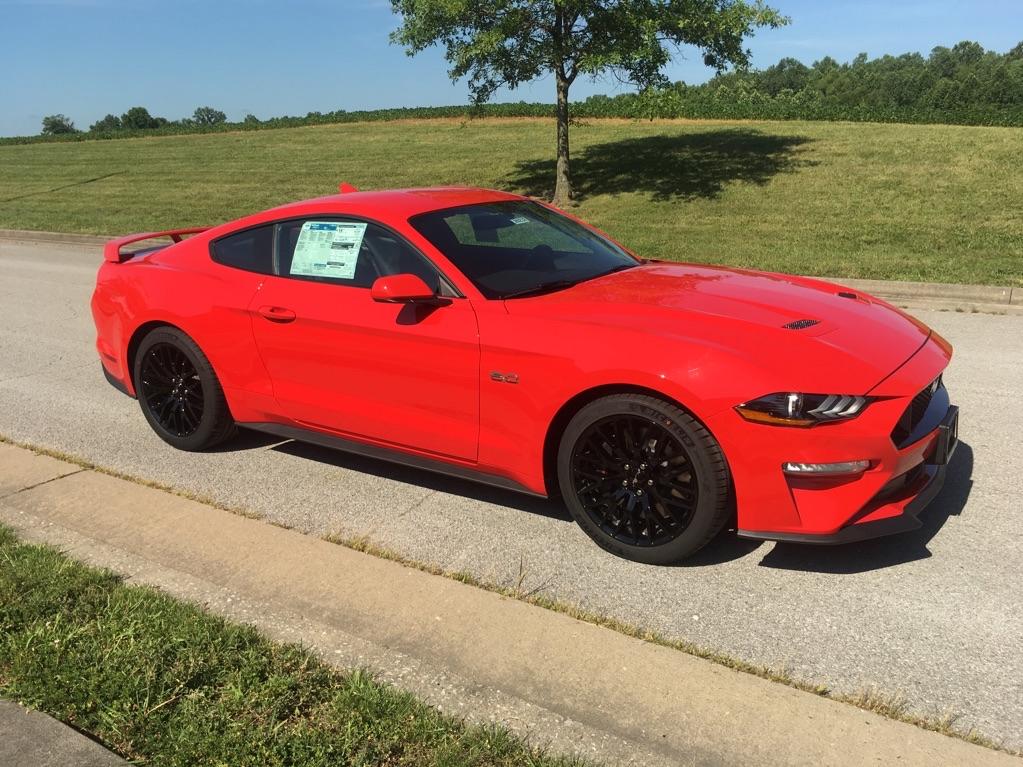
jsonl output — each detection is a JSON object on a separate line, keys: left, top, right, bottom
{"left": 783, "top": 319, "right": 821, "bottom": 330}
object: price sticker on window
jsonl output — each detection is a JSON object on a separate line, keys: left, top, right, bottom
{"left": 290, "top": 221, "right": 367, "bottom": 279}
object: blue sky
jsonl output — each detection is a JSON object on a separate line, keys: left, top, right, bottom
{"left": 2, "top": 0, "right": 1021, "bottom": 137}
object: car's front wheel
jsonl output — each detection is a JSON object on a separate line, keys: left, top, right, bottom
{"left": 557, "top": 394, "right": 731, "bottom": 564}
{"left": 133, "top": 326, "right": 236, "bottom": 451}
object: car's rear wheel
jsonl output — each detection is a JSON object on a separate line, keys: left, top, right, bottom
{"left": 133, "top": 327, "right": 236, "bottom": 451}
{"left": 557, "top": 394, "right": 731, "bottom": 564}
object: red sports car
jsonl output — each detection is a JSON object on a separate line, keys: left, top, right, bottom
{"left": 91, "top": 186, "right": 958, "bottom": 564}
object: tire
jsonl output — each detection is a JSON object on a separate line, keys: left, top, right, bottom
{"left": 557, "top": 394, "right": 731, "bottom": 564}
{"left": 132, "top": 326, "right": 237, "bottom": 451}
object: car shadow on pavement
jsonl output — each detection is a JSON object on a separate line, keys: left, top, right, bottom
{"left": 267, "top": 436, "right": 770, "bottom": 565}
{"left": 269, "top": 439, "right": 572, "bottom": 522}
{"left": 755, "top": 441, "right": 975, "bottom": 574}
{"left": 236, "top": 431, "right": 974, "bottom": 573}
{"left": 208, "top": 427, "right": 285, "bottom": 452}
{"left": 680, "top": 527, "right": 768, "bottom": 566}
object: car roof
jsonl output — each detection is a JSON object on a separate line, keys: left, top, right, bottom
{"left": 266, "top": 186, "right": 526, "bottom": 220}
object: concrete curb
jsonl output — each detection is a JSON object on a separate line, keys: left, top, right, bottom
{"left": 825, "top": 276, "right": 1015, "bottom": 306}
{"left": 0, "top": 442, "right": 1016, "bottom": 767}
{"left": 0, "top": 700, "right": 127, "bottom": 766}
{"left": 0, "top": 229, "right": 111, "bottom": 248}
{"left": 0, "top": 228, "right": 1018, "bottom": 312}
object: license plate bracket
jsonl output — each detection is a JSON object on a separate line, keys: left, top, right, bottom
{"left": 933, "top": 405, "right": 959, "bottom": 465}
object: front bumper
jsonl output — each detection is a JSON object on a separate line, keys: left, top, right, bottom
{"left": 740, "top": 441, "right": 945, "bottom": 544}
{"left": 738, "top": 406, "right": 957, "bottom": 544}
{"left": 714, "top": 332, "right": 957, "bottom": 543}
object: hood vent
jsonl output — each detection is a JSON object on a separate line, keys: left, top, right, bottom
{"left": 783, "top": 318, "right": 821, "bottom": 330}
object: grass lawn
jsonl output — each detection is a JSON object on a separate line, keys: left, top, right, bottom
{"left": 0, "top": 117, "right": 1020, "bottom": 285}
{"left": 0, "top": 525, "right": 586, "bottom": 767}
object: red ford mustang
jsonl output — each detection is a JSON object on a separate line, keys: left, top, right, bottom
{"left": 91, "top": 186, "right": 958, "bottom": 564}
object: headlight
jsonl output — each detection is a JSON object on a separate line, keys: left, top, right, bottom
{"left": 735, "top": 393, "right": 870, "bottom": 427}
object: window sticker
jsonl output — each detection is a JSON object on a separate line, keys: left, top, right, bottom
{"left": 290, "top": 221, "right": 367, "bottom": 280}
{"left": 510, "top": 216, "right": 530, "bottom": 225}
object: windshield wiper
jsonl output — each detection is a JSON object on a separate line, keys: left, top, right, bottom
{"left": 500, "top": 279, "right": 581, "bottom": 299}
{"left": 499, "top": 262, "right": 640, "bottom": 300}
{"left": 593, "top": 262, "right": 639, "bottom": 279}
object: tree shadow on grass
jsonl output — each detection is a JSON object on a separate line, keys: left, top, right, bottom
{"left": 503, "top": 129, "right": 816, "bottom": 202}
{"left": 0, "top": 171, "right": 127, "bottom": 204}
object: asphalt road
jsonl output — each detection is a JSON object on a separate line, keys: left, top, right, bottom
{"left": 2, "top": 239, "right": 1021, "bottom": 748}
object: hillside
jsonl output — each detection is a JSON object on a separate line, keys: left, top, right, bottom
{"left": 1, "top": 117, "right": 1019, "bottom": 285}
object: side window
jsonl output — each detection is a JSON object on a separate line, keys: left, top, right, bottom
{"left": 210, "top": 225, "right": 274, "bottom": 274}
{"left": 275, "top": 219, "right": 444, "bottom": 292}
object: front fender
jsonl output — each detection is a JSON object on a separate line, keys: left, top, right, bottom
{"left": 475, "top": 309, "right": 777, "bottom": 494}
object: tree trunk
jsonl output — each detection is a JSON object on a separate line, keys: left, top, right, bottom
{"left": 553, "top": 74, "right": 573, "bottom": 207}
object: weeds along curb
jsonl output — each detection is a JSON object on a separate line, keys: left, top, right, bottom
{"left": 0, "top": 433, "right": 1017, "bottom": 757}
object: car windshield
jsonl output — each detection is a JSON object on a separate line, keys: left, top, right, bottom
{"left": 409, "top": 201, "right": 639, "bottom": 299}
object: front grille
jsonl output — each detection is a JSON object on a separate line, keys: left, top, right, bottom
{"left": 891, "top": 376, "right": 940, "bottom": 446}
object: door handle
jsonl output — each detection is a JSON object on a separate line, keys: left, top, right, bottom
{"left": 257, "top": 305, "right": 296, "bottom": 323}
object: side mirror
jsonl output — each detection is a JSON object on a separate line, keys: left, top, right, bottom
{"left": 370, "top": 273, "right": 437, "bottom": 303}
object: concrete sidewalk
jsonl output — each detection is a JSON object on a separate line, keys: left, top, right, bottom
{"left": 0, "top": 442, "right": 1016, "bottom": 766}
{"left": 0, "top": 700, "right": 126, "bottom": 767}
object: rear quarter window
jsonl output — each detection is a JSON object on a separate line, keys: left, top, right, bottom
{"left": 210, "top": 225, "right": 274, "bottom": 274}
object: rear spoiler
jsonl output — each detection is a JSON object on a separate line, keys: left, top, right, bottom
{"left": 103, "top": 227, "right": 209, "bottom": 263}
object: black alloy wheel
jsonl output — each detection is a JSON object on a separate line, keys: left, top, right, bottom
{"left": 133, "top": 326, "right": 236, "bottom": 451}
{"left": 558, "top": 394, "right": 731, "bottom": 564}
{"left": 139, "top": 343, "right": 204, "bottom": 437}
{"left": 570, "top": 414, "right": 699, "bottom": 547}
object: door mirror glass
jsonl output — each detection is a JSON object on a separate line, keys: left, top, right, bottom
{"left": 370, "top": 273, "right": 436, "bottom": 303}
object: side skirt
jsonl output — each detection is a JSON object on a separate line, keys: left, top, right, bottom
{"left": 241, "top": 422, "right": 547, "bottom": 499}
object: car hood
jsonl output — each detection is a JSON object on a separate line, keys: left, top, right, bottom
{"left": 502, "top": 262, "right": 933, "bottom": 394}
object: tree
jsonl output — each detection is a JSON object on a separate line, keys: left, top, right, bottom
{"left": 120, "top": 106, "right": 161, "bottom": 130}
{"left": 192, "top": 106, "right": 227, "bottom": 126}
{"left": 90, "top": 114, "right": 123, "bottom": 132}
{"left": 757, "top": 56, "right": 809, "bottom": 95}
{"left": 41, "top": 114, "right": 77, "bottom": 135}
{"left": 390, "top": 0, "right": 787, "bottom": 205}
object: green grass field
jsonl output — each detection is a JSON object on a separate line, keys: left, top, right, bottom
{"left": 1, "top": 117, "right": 1020, "bottom": 285}
{"left": 0, "top": 525, "right": 586, "bottom": 766}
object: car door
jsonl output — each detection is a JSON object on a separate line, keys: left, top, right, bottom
{"left": 248, "top": 216, "right": 480, "bottom": 462}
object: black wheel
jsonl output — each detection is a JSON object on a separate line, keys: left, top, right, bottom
{"left": 133, "top": 326, "right": 236, "bottom": 451}
{"left": 557, "top": 394, "right": 731, "bottom": 564}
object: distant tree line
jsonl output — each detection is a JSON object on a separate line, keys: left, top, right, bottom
{"left": 25, "top": 41, "right": 1023, "bottom": 144}
{"left": 710, "top": 41, "right": 1023, "bottom": 109}
{"left": 618, "top": 39, "right": 1023, "bottom": 124}
{"left": 39, "top": 106, "right": 228, "bottom": 136}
